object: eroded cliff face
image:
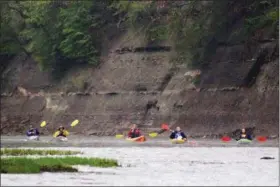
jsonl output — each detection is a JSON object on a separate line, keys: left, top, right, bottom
{"left": 1, "top": 31, "right": 278, "bottom": 138}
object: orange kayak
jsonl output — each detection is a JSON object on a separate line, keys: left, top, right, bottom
{"left": 126, "top": 136, "right": 146, "bottom": 142}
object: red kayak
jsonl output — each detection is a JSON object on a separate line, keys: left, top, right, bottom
{"left": 126, "top": 136, "right": 146, "bottom": 142}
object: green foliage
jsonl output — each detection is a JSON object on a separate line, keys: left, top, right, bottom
{"left": 111, "top": 1, "right": 168, "bottom": 43}
{"left": 111, "top": 1, "right": 150, "bottom": 27}
{"left": 1, "top": 0, "right": 278, "bottom": 76}
{"left": 1, "top": 156, "right": 119, "bottom": 173}
{"left": 245, "top": 1, "right": 279, "bottom": 37}
{"left": 20, "top": 1, "right": 62, "bottom": 70}
{"left": 146, "top": 24, "right": 169, "bottom": 42}
{"left": 58, "top": 1, "right": 99, "bottom": 65}
{"left": 1, "top": 1, "right": 120, "bottom": 78}
{"left": 0, "top": 1, "right": 25, "bottom": 56}
{"left": 167, "top": 0, "right": 278, "bottom": 68}
{"left": 0, "top": 148, "right": 81, "bottom": 156}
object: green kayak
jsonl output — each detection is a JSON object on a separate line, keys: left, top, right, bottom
{"left": 237, "top": 139, "right": 252, "bottom": 144}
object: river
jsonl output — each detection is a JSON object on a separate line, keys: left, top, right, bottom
{"left": 1, "top": 136, "right": 279, "bottom": 186}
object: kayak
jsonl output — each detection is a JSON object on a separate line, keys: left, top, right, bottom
{"left": 126, "top": 136, "right": 146, "bottom": 142}
{"left": 171, "top": 139, "right": 186, "bottom": 144}
{"left": 56, "top": 137, "right": 68, "bottom": 142}
{"left": 237, "top": 139, "right": 252, "bottom": 144}
{"left": 27, "top": 136, "right": 40, "bottom": 141}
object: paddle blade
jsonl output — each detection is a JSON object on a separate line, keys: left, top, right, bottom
{"left": 53, "top": 131, "right": 59, "bottom": 138}
{"left": 149, "top": 132, "right": 158, "bottom": 138}
{"left": 115, "top": 134, "right": 124, "bottom": 139}
{"left": 221, "top": 136, "right": 231, "bottom": 142}
{"left": 161, "top": 124, "right": 169, "bottom": 130}
{"left": 71, "top": 119, "right": 79, "bottom": 127}
{"left": 64, "top": 130, "right": 70, "bottom": 136}
{"left": 257, "top": 136, "right": 267, "bottom": 142}
{"left": 40, "top": 121, "right": 47, "bottom": 127}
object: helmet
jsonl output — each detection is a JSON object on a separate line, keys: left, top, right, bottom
{"left": 58, "top": 126, "right": 64, "bottom": 130}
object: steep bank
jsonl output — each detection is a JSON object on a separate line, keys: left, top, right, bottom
{"left": 1, "top": 32, "right": 278, "bottom": 137}
{"left": 1, "top": 1, "right": 279, "bottom": 138}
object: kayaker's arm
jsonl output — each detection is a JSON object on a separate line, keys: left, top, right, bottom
{"left": 127, "top": 130, "right": 132, "bottom": 138}
{"left": 181, "top": 132, "right": 187, "bottom": 139}
{"left": 35, "top": 129, "right": 40, "bottom": 136}
{"left": 26, "top": 131, "right": 31, "bottom": 136}
{"left": 169, "top": 132, "right": 175, "bottom": 139}
{"left": 137, "top": 129, "right": 142, "bottom": 136}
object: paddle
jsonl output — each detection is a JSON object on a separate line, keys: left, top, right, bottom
{"left": 116, "top": 124, "right": 170, "bottom": 139}
{"left": 70, "top": 119, "right": 79, "bottom": 127}
{"left": 115, "top": 134, "right": 124, "bottom": 138}
{"left": 40, "top": 121, "right": 47, "bottom": 127}
{"left": 148, "top": 124, "right": 170, "bottom": 138}
{"left": 49, "top": 119, "right": 79, "bottom": 142}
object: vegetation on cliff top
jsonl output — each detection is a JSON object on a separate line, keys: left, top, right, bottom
{"left": 1, "top": 0, "right": 278, "bottom": 77}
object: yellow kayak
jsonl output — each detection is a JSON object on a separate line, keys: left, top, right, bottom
{"left": 171, "top": 139, "right": 186, "bottom": 144}
{"left": 126, "top": 136, "right": 146, "bottom": 142}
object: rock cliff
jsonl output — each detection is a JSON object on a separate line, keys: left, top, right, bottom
{"left": 1, "top": 30, "right": 278, "bottom": 138}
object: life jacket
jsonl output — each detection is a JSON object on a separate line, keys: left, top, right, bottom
{"left": 53, "top": 130, "right": 69, "bottom": 137}
{"left": 128, "top": 128, "right": 141, "bottom": 138}
{"left": 26, "top": 129, "right": 39, "bottom": 136}
{"left": 240, "top": 133, "right": 247, "bottom": 139}
{"left": 175, "top": 132, "right": 183, "bottom": 139}
{"left": 240, "top": 132, "right": 253, "bottom": 140}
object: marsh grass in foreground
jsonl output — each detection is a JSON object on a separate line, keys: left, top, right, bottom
{"left": 1, "top": 157, "right": 119, "bottom": 173}
{"left": 1, "top": 148, "right": 81, "bottom": 156}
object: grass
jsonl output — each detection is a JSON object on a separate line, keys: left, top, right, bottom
{"left": 0, "top": 148, "right": 81, "bottom": 156}
{"left": 1, "top": 157, "right": 119, "bottom": 174}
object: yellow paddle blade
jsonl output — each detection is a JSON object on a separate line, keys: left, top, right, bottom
{"left": 64, "top": 130, "right": 69, "bottom": 136}
{"left": 149, "top": 132, "right": 158, "bottom": 138}
{"left": 53, "top": 131, "right": 59, "bottom": 138}
{"left": 40, "top": 121, "right": 47, "bottom": 127}
{"left": 71, "top": 119, "right": 79, "bottom": 127}
{"left": 115, "top": 134, "right": 124, "bottom": 138}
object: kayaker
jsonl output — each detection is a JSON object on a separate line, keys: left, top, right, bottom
{"left": 26, "top": 125, "right": 40, "bottom": 137}
{"left": 169, "top": 126, "right": 187, "bottom": 140}
{"left": 239, "top": 128, "right": 252, "bottom": 140}
{"left": 127, "top": 124, "right": 142, "bottom": 138}
{"left": 54, "top": 126, "right": 69, "bottom": 137}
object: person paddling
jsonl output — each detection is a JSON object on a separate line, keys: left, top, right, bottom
{"left": 169, "top": 126, "right": 187, "bottom": 141}
{"left": 239, "top": 128, "right": 252, "bottom": 140}
{"left": 26, "top": 125, "right": 40, "bottom": 140}
{"left": 127, "top": 124, "right": 142, "bottom": 138}
{"left": 53, "top": 126, "right": 69, "bottom": 138}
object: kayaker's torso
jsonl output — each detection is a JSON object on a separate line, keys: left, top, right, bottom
{"left": 26, "top": 128, "right": 39, "bottom": 136}
{"left": 240, "top": 132, "right": 252, "bottom": 140}
{"left": 170, "top": 130, "right": 187, "bottom": 140}
{"left": 58, "top": 130, "right": 68, "bottom": 137}
{"left": 54, "top": 129, "right": 69, "bottom": 137}
{"left": 128, "top": 128, "right": 141, "bottom": 138}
